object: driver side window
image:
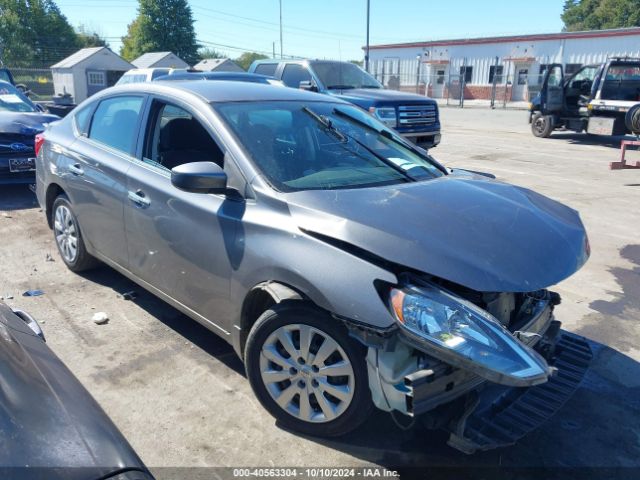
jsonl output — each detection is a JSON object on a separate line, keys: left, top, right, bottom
{"left": 143, "top": 101, "right": 224, "bottom": 171}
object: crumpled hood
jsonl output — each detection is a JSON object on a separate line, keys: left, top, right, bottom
{"left": 0, "top": 111, "right": 59, "bottom": 135}
{"left": 286, "top": 175, "right": 589, "bottom": 292}
{"left": 331, "top": 88, "right": 437, "bottom": 105}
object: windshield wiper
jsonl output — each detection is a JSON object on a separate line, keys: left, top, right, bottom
{"left": 302, "top": 106, "right": 347, "bottom": 142}
{"left": 326, "top": 85, "right": 356, "bottom": 90}
{"left": 333, "top": 108, "right": 448, "bottom": 174}
{"left": 302, "top": 106, "right": 415, "bottom": 181}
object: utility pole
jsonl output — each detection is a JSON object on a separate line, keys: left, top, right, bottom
{"left": 273, "top": 41, "right": 276, "bottom": 59}
{"left": 279, "top": 0, "right": 283, "bottom": 58}
{"left": 365, "top": 0, "right": 370, "bottom": 71}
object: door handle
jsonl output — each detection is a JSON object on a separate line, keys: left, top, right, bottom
{"left": 68, "top": 163, "right": 84, "bottom": 176}
{"left": 128, "top": 189, "right": 151, "bottom": 207}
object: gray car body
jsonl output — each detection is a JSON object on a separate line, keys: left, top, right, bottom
{"left": 0, "top": 302, "right": 150, "bottom": 479}
{"left": 35, "top": 81, "right": 589, "bottom": 360}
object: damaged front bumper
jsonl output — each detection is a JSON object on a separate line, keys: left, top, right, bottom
{"left": 364, "top": 290, "right": 591, "bottom": 453}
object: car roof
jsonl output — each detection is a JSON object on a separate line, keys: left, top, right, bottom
{"left": 116, "top": 79, "right": 345, "bottom": 104}
{"left": 156, "top": 71, "right": 273, "bottom": 81}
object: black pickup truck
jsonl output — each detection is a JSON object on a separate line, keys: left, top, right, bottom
{"left": 249, "top": 59, "right": 441, "bottom": 148}
{"left": 530, "top": 57, "right": 640, "bottom": 138}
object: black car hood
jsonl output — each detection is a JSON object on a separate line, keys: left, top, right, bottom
{"left": 286, "top": 175, "right": 589, "bottom": 292}
{"left": 0, "top": 111, "right": 59, "bottom": 135}
{"left": 0, "top": 303, "right": 145, "bottom": 479}
{"left": 330, "top": 88, "right": 436, "bottom": 104}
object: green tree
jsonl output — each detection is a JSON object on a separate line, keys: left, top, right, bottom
{"left": 0, "top": 0, "right": 80, "bottom": 67}
{"left": 234, "top": 52, "right": 268, "bottom": 71}
{"left": 562, "top": 0, "right": 640, "bottom": 31}
{"left": 198, "top": 47, "right": 224, "bottom": 61}
{"left": 120, "top": 0, "right": 199, "bottom": 64}
{"left": 76, "top": 24, "right": 108, "bottom": 48}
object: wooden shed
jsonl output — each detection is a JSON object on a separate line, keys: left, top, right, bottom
{"left": 51, "top": 47, "right": 133, "bottom": 103}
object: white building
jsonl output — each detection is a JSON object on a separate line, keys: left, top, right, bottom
{"left": 51, "top": 47, "right": 133, "bottom": 103}
{"left": 367, "top": 27, "right": 640, "bottom": 101}
{"left": 131, "top": 51, "right": 190, "bottom": 69}
{"left": 193, "top": 58, "right": 244, "bottom": 72}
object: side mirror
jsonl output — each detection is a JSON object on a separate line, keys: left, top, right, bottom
{"left": 171, "top": 161, "right": 227, "bottom": 194}
{"left": 299, "top": 80, "right": 318, "bottom": 92}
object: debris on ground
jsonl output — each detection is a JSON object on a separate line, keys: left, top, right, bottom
{"left": 22, "top": 289, "right": 44, "bottom": 297}
{"left": 1, "top": 294, "right": 14, "bottom": 300}
{"left": 120, "top": 290, "right": 138, "bottom": 301}
{"left": 92, "top": 312, "right": 109, "bottom": 325}
{"left": 1, "top": 212, "right": 11, "bottom": 219}
{"left": 45, "top": 253, "right": 55, "bottom": 262}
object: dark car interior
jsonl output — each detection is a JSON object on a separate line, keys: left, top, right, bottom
{"left": 144, "top": 102, "right": 224, "bottom": 170}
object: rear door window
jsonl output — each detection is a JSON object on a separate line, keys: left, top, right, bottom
{"left": 74, "top": 103, "right": 95, "bottom": 135}
{"left": 254, "top": 63, "right": 278, "bottom": 76}
{"left": 88, "top": 96, "right": 144, "bottom": 155}
{"left": 281, "top": 64, "right": 311, "bottom": 88}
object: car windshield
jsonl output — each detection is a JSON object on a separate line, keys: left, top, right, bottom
{"left": 311, "top": 62, "right": 382, "bottom": 90}
{"left": 214, "top": 101, "right": 444, "bottom": 192}
{"left": 0, "top": 70, "right": 11, "bottom": 84}
{"left": 0, "top": 82, "right": 36, "bottom": 113}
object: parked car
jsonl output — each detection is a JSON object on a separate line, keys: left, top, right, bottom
{"left": 530, "top": 56, "right": 640, "bottom": 138}
{"left": 249, "top": 59, "right": 441, "bottom": 148}
{"left": 0, "top": 302, "right": 153, "bottom": 479}
{"left": 0, "top": 81, "right": 59, "bottom": 185}
{"left": 116, "top": 68, "right": 188, "bottom": 85}
{"left": 154, "top": 71, "right": 284, "bottom": 86}
{"left": 36, "top": 81, "right": 591, "bottom": 453}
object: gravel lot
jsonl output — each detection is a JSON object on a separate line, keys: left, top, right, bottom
{"left": 1, "top": 107, "right": 639, "bottom": 477}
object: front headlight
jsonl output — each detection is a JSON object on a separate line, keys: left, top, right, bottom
{"left": 389, "top": 282, "right": 551, "bottom": 386}
{"left": 370, "top": 107, "right": 397, "bottom": 127}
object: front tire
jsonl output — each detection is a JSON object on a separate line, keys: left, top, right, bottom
{"left": 245, "top": 303, "right": 374, "bottom": 437}
{"left": 52, "top": 195, "right": 99, "bottom": 272}
{"left": 531, "top": 113, "right": 554, "bottom": 138}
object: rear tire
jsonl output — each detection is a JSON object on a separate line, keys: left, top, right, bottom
{"left": 52, "top": 195, "right": 99, "bottom": 272}
{"left": 531, "top": 113, "right": 554, "bottom": 138}
{"left": 245, "top": 302, "right": 374, "bottom": 437}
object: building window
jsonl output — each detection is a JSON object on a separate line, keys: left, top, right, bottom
{"left": 87, "top": 71, "right": 106, "bottom": 86}
{"left": 460, "top": 66, "right": 472, "bottom": 83}
{"left": 436, "top": 69, "right": 445, "bottom": 84}
{"left": 489, "top": 65, "right": 504, "bottom": 84}
{"left": 565, "top": 63, "right": 582, "bottom": 75}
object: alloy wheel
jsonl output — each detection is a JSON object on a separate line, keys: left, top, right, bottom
{"left": 54, "top": 205, "right": 78, "bottom": 263}
{"left": 259, "top": 323, "right": 355, "bottom": 423}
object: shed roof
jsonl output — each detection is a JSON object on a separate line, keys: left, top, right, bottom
{"left": 131, "top": 51, "right": 189, "bottom": 68}
{"left": 193, "top": 58, "right": 242, "bottom": 71}
{"left": 51, "top": 47, "right": 133, "bottom": 71}
{"left": 51, "top": 47, "right": 105, "bottom": 68}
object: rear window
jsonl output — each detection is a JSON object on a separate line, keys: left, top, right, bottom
{"left": 74, "top": 103, "right": 94, "bottom": 135}
{"left": 254, "top": 63, "right": 278, "bottom": 77}
{"left": 89, "top": 96, "right": 144, "bottom": 154}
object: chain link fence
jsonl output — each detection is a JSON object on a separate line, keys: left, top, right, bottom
{"left": 372, "top": 71, "right": 546, "bottom": 108}
{"left": 8, "top": 68, "right": 55, "bottom": 101}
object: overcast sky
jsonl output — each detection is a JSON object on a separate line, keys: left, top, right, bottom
{"left": 56, "top": 0, "right": 566, "bottom": 59}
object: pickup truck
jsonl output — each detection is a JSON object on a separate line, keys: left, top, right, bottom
{"left": 529, "top": 57, "right": 640, "bottom": 138}
{"left": 249, "top": 59, "right": 441, "bottom": 148}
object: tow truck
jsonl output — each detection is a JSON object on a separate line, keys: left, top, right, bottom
{"left": 529, "top": 57, "right": 640, "bottom": 138}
